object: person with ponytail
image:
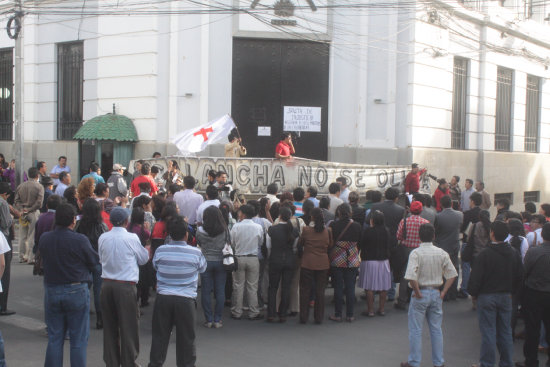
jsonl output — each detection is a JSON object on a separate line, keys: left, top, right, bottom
{"left": 358, "top": 210, "right": 391, "bottom": 317}
{"left": 266, "top": 206, "right": 299, "bottom": 323}
{"left": 298, "top": 208, "right": 333, "bottom": 324}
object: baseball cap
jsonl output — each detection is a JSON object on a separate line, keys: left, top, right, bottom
{"left": 113, "top": 163, "right": 126, "bottom": 171}
{"left": 410, "top": 201, "right": 423, "bottom": 214}
{"left": 110, "top": 207, "right": 130, "bottom": 226}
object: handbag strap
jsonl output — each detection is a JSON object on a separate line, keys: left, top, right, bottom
{"left": 336, "top": 220, "right": 353, "bottom": 242}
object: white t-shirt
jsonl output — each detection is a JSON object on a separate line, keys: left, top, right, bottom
{"left": 0, "top": 232, "right": 11, "bottom": 293}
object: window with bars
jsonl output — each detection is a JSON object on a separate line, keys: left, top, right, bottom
{"left": 494, "top": 192, "right": 514, "bottom": 205}
{"left": 495, "top": 67, "right": 513, "bottom": 152}
{"left": 524, "top": 75, "right": 540, "bottom": 153}
{"left": 451, "top": 57, "right": 468, "bottom": 149}
{"left": 57, "top": 41, "right": 83, "bottom": 140}
{"left": 0, "top": 48, "right": 13, "bottom": 141}
{"left": 524, "top": 191, "right": 540, "bottom": 203}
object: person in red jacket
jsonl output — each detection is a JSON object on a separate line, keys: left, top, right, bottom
{"left": 404, "top": 163, "right": 426, "bottom": 194}
{"left": 433, "top": 179, "right": 450, "bottom": 212}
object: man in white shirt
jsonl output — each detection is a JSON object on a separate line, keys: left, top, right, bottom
{"left": 460, "top": 179, "right": 475, "bottom": 212}
{"left": 230, "top": 204, "right": 264, "bottom": 321}
{"left": 54, "top": 171, "right": 71, "bottom": 197}
{"left": 49, "top": 156, "right": 71, "bottom": 187}
{"left": 526, "top": 214, "right": 545, "bottom": 248}
{"left": 99, "top": 207, "right": 149, "bottom": 367}
{"left": 401, "top": 223, "right": 457, "bottom": 367}
{"left": 173, "top": 176, "right": 204, "bottom": 226}
{"left": 265, "top": 183, "right": 280, "bottom": 204}
{"left": 196, "top": 185, "right": 220, "bottom": 226}
{"left": 336, "top": 177, "right": 350, "bottom": 203}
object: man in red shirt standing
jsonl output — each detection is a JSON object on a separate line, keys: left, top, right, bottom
{"left": 404, "top": 163, "right": 426, "bottom": 194}
{"left": 275, "top": 133, "right": 295, "bottom": 159}
{"left": 131, "top": 162, "right": 158, "bottom": 197}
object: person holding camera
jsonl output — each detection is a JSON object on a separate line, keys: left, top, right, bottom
{"left": 214, "top": 171, "right": 233, "bottom": 202}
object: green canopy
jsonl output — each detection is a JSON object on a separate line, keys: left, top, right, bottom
{"left": 73, "top": 113, "right": 138, "bottom": 142}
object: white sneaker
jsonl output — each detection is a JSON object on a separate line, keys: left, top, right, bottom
{"left": 203, "top": 322, "right": 212, "bottom": 328}
{"left": 213, "top": 322, "right": 223, "bottom": 328}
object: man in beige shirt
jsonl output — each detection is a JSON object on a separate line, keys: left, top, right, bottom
{"left": 14, "top": 167, "right": 44, "bottom": 263}
{"left": 401, "top": 223, "right": 457, "bottom": 367}
{"left": 475, "top": 181, "right": 491, "bottom": 210}
{"left": 224, "top": 130, "right": 247, "bottom": 158}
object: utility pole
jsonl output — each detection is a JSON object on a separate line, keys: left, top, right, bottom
{"left": 13, "top": 0, "right": 24, "bottom": 185}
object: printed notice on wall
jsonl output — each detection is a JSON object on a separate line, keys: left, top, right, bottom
{"left": 283, "top": 106, "right": 322, "bottom": 132}
{"left": 258, "top": 126, "right": 271, "bottom": 136}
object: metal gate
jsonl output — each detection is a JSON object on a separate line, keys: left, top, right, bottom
{"left": 231, "top": 38, "right": 330, "bottom": 160}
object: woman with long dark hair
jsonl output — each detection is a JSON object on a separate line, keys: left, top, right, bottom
{"left": 266, "top": 207, "right": 299, "bottom": 323}
{"left": 301, "top": 199, "right": 315, "bottom": 226}
{"left": 329, "top": 203, "right": 362, "bottom": 322}
{"left": 74, "top": 198, "right": 108, "bottom": 329}
{"left": 358, "top": 210, "right": 391, "bottom": 316}
{"left": 299, "top": 208, "right": 333, "bottom": 324}
{"left": 197, "top": 206, "right": 228, "bottom": 328}
{"left": 127, "top": 207, "right": 152, "bottom": 307}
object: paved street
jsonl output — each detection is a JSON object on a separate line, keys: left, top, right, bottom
{"left": 0, "top": 246, "right": 526, "bottom": 367}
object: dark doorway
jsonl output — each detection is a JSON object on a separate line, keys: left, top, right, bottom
{"left": 231, "top": 38, "right": 330, "bottom": 160}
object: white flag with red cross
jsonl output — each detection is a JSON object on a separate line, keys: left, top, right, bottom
{"left": 171, "top": 114, "right": 236, "bottom": 155}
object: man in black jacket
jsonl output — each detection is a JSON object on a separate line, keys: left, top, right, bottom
{"left": 458, "top": 191, "right": 483, "bottom": 298}
{"left": 468, "top": 221, "right": 523, "bottom": 367}
{"left": 516, "top": 222, "right": 550, "bottom": 367}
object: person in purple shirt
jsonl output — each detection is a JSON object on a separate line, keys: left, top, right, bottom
{"left": 2, "top": 160, "right": 16, "bottom": 191}
{"left": 33, "top": 195, "right": 63, "bottom": 256}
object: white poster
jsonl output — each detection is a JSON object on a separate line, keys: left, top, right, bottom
{"left": 258, "top": 126, "right": 271, "bottom": 136}
{"left": 283, "top": 106, "right": 322, "bottom": 132}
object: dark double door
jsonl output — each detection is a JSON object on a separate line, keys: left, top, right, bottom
{"left": 231, "top": 38, "right": 329, "bottom": 160}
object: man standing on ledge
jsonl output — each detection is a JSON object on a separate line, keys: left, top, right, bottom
{"left": 405, "top": 163, "right": 426, "bottom": 195}
{"left": 275, "top": 133, "right": 295, "bottom": 159}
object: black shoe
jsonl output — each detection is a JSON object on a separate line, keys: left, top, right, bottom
{"left": 249, "top": 314, "right": 264, "bottom": 321}
{"left": 0, "top": 310, "right": 15, "bottom": 316}
{"left": 96, "top": 312, "right": 103, "bottom": 330}
{"left": 457, "top": 292, "right": 468, "bottom": 299}
{"left": 394, "top": 303, "right": 407, "bottom": 310}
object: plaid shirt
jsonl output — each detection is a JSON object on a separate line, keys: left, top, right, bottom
{"left": 396, "top": 215, "right": 429, "bottom": 248}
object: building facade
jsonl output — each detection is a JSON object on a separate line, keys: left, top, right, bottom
{"left": 0, "top": 0, "right": 549, "bottom": 211}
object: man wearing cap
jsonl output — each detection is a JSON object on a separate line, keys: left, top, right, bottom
{"left": 39, "top": 203, "right": 99, "bottom": 367}
{"left": 40, "top": 176, "right": 54, "bottom": 213}
{"left": 395, "top": 200, "right": 430, "bottom": 310}
{"left": 107, "top": 164, "right": 128, "bottom": 202}
{"left": 14, "top": 167, "right": 44, "bottom": 263}
{"left": 404, "top": 163, "right": 426, "bottom": 195}
{"left": 434, "top": 195, "right": 463, "bottom": 301}
{"left": 99, "top": 207, "right": 149, "bottom": 367}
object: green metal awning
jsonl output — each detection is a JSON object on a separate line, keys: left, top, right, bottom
{"left": 73, "top": 113, "right": 138, "bottom": 142}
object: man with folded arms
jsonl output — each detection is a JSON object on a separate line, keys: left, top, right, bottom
{"left": 401, "top": 223, "right": 457, "bottom": 367}
{"left": 99, "top": 207, "right": 149, "bottom": 367}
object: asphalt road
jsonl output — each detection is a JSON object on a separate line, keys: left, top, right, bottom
{"left": 0, "top": 245, "right": 527, "bottom": 367}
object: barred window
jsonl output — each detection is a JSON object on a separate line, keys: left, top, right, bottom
{"left": 524, "top": 75, "right": 540, "bottom": 153}
{"left": 494, "top": 192, "right": 513, "bottom": 205}
{"left": 57, "top": 41, "right": 83, "bottom": 140}
{"left": 523, "top": 191, "right": 540, "bottom": 203}
{"left": 451, "top": 57, "right": 468, "bottom": 150}
{"left": 495, "top": 67, "right": 513, "bottom": 152}
{"left": 0, "top": 48, "right": 13, "bottom": 141}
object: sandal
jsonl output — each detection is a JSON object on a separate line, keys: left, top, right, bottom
{"left": 328, "top": 315, "right": 342, "bottom": 322}
{"left": 361, "top": 311, "right": 375, "bottom": 317}
{"left": 377, "top": 310, "right": 385, "bottom": 316}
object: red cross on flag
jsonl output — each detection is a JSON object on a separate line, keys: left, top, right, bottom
{"left": 172, "top": 114, "right": 236, "bottom": 155}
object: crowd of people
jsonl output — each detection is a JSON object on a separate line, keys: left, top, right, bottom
{"left": 0, "top": 154, "right": 548, "bottom": 367}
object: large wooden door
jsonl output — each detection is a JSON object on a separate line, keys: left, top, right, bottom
{"left": 231, "top": 38, "right": 329, "bottom": 160}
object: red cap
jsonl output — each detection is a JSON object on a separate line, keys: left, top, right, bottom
{"left": 410, "top": 201, "right": 423, "bottom": 214}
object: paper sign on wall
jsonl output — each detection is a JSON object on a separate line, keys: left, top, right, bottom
{"left": 283, "top": 106, "right": 322, "bottom": 132}
{"left": 258, "top": 126, "right": 271, "bottom": 136}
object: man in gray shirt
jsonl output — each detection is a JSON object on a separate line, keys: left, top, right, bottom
{"left": 434, "top": 195, "right": 463, "bottom": 301}
{"left": 230, "top": 204, "right": 264, "bottom": 321}
{"left": 328, "top": 182, "right": 343, "bottom": 215}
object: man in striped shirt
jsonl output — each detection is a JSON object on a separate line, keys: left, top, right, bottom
{"left": 149, "top": 215, "right": 207, "bottom": 367}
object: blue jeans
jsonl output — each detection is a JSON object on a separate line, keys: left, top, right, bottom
{"left": 476, "top": 293, "right": 514, "bottom": 367}
{"left": 542, "top": 324, "right": 548, "bottom": 348}
{"left": 331, "top": 267, "right": 357, "bottom": 318}
{"left": 91, "top": 264, "right": 102, "bottom": 313}
{"left": 407, "top": 289, "right": 444, "bottom": 367}
{"left": 201, "top": 261, "right": 226, "bottom": 323}
{"left": 44, "top": 283, "right": 90, "bottom": 367}
{"left": 0, "top": 330, "right": 5, "bottom": 367}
